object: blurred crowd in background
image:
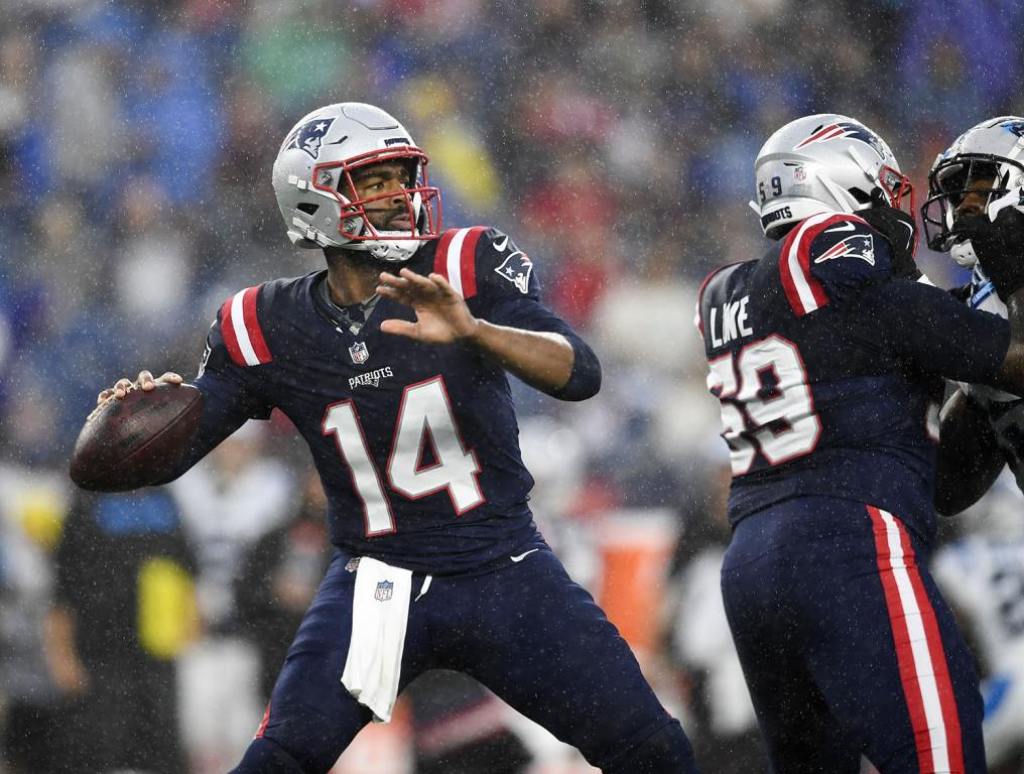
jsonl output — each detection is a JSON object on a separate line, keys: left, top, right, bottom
{"left": 2, "top": 0, "right": 1024, "bottom": 772}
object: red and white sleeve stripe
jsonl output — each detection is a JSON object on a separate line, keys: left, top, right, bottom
{"left": 778, "top": 212, "right": 867, "bottom": 316}
{"left": 433, "top": 226, "right": 486, "bottom": 299}
{"left": 218, "top": 286, "right": 272, "bottom": 367}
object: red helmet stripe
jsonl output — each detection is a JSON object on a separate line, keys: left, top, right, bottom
{"left": 794, "top": 123, "right": 839, "bottom": 149}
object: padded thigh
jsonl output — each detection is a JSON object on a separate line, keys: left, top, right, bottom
{"left": 426, "top": 549, "right": 694, "bottom": 771}
{"left": 722, "top": 499, "right": 986, "bottom": 774}
{"left": 231, "top": 547, "right": 697, "bottom": 773}
{"left": 258, "top": 650, "right": 370, "bottom": 774}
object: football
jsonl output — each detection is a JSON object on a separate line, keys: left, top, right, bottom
{"left": 69, "top": 383, "right": 204, "bottom": 492}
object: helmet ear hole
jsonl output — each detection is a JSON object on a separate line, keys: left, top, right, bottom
{"left": 297, "top": 203, "right": 319, "bottom": 215}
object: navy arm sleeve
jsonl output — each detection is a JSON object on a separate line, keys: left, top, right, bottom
{"left": 470, "top": 227, "right": 601, "bottom": 400}
{"left": 152, "top": 309, "right": 274, "bottom": 483}
{"left": 861, "top": 279, "right": 1010, "bottom": 384}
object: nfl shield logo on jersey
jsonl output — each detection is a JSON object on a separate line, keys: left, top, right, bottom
{"left": 349, "top": 341, "right": 369, "bottom": 364}
{"left": 375, "top": 580, "right": 394, "bottom": 602}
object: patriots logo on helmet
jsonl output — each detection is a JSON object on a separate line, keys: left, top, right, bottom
{"left": 285, "top": 117, "right": 336, "bottom": 159}
{"left": 813, "top": 234, "right": 875, "bottom": 266}
{"left": 1000, "top": 120, "right": 1024, "bottom": 139}
{"left": 794, "top": 122, "right": 884, "bottom": 154}
{"left": 495, "top": 251, "right": 533, "bottom": 294}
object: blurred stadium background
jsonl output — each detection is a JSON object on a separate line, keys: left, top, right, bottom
{"left": 1, "top": 1, "right": 1024, "bottom": 772}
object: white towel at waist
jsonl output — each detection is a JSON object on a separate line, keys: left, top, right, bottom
{"left": 340, "top": 557, "right": 413, "bottom": 722}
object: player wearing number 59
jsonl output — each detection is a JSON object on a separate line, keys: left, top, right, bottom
{"left": 697, "top": 113, "right": 1024, "bottom": 773}
{"left": 83, "top": 103, "right": 699, "bottom": 774}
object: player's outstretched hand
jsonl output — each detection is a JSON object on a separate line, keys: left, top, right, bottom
{"left": 957, "top": 206, "right": 1024, "bottom": 300}
{"left": 94, "top": 370, "right": 183, "bottom": 411}
{"left": 377, "top": 269, "right": 480, "bottom": 344}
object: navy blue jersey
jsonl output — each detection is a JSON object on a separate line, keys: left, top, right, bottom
{"left": 171, "top": 227, "right": 597, "bottom": 574}
{"left": 696, "top": 212, "right": 1010, "bottom": 542}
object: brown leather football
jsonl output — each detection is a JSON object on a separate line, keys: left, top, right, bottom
{"left": 69, "top": 383, "right": 203, "bottom": 492}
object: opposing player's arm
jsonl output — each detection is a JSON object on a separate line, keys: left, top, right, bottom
{"left": 378, "top": 227, "right": 600, "bottom": 400}
{"left": 957, "top": 205, "right": 1024, "bottom": 392}
{"left": 935, "top": 389, "right": 1005, "bottom": 515}
{"left": 992, "top": 288, "right": 1024, "bottom": 392}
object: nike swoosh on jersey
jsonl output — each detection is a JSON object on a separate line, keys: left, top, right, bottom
{"left": 493, "top": 234, "right": 510, "bottom": 251}
{"left": 510, "top": 548, "right": 539, "bottom": 563}
{"left": 823, "top": 222, "right": 856, "bottom": 233}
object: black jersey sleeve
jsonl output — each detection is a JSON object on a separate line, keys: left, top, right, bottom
{"left": 434, "top": 226, "right": 601, "bottom": 400}
{"left": 859, "top": 278, "right": 1010, "bottom": 384}
{"left": 152, "top": 299, "right": 275, "bottom": 483}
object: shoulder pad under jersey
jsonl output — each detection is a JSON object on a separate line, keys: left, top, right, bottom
{"left": 205, "top": 283, "right": 274, "bottom": 371}
{"left": 431, "top": 226, "right": 539, "bottom": 302}
{"left": 777, "top": 212, "right": 893, "bottom": 316}
{"left": 694, "top": 261, "right": 748, "bottom": 342}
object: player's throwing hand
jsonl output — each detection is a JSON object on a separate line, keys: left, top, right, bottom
{"left": 96, "top": 370, "right": 183, "bottom": 404}
{"left": 377, "top": 268, "right": 480, "bottom": 344}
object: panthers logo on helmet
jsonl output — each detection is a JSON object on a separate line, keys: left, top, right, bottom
{"left": 794, "top": 122, "right": 884, "bottom": 155}
{"left": 285, "top": 117, "right": 337, "bottom": 159}
{"left": 1000, "top": 120, "right": 1024, "bottom": 139}
{"left": 813, "top": 234, "right": 875, "bottom": 266}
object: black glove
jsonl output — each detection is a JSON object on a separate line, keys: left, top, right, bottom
{"left": 859, "top": 193, "right": 920, "bottom": 279}
{"left": 956, "top": 206, "right": 1024, "bottom": 299}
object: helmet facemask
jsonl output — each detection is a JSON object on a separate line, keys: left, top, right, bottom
{"left": 922, "top": 153, "right": 1024, "bottom": 252}
{"left": 877, "top": 164, "right": 915, "bottom": 215}
{"left": 312, "top": 147, "right": 441, "bottom": 261}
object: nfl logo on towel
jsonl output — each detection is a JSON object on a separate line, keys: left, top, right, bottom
{"left": 349, "top": 341, "right": 369, "bottom": 364}
{"left": 375, "top": 580, "right": 394, "bottom": 602}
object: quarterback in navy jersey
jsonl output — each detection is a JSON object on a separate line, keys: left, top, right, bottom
{"left": 93, "top": 103, "right": 698, "bottom": 774}
{"left": 697, "top": 113, "right": 1024, "bottom": 773}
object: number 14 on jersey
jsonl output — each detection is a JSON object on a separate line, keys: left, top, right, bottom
{"left": 322, "top": 376, "right": 484, "bottom": 536}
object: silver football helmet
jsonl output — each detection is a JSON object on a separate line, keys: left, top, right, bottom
{"left": 751, "top": 114, "right": 912, "bottom": 240}
{"left": 271, "top": 102, "right": 441, "bottom": 262}
{"left": 922, "top": 116, "right": 1024, "bottom": 267}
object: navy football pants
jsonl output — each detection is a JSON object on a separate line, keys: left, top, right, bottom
{"left": 230, "top": 544, "right": 697, "bottom": 773}
{"left": 722, "top": 497, "right": 985, "bottom": 773}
